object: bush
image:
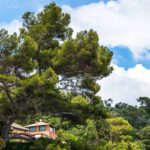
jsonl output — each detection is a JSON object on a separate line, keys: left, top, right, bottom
{"left": 46, "top": 144, "right": 63, "bottom": 150}
{"left": 4, "top": 142, "right": 32, "bottom": 150}
{"left": 30, "top": 138, "right": 53, "bottom": 150}
{"left": 101, "top": 140, "right": 143, "bottom": 150}
{"left": 70, "top": 140, "right": 101, "bottom": 150}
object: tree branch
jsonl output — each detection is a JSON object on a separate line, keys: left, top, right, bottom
{"left": 1, "top": 81, "right": 16, "bottom": 107}
{"left": 49, "top": 112, "right": 77, "bottom": 116}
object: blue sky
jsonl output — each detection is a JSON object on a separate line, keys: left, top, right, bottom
{"left": 0, "top": 0, "right": 111, "bottom": 23}
{"left": 0, "top": 0, "right": 107, "bottom": 22}
{"left": 111, "top": 46, "right": 150, "bottom": 70}
{"left": 1, "top": 0, "right": 150, "bottom": 105}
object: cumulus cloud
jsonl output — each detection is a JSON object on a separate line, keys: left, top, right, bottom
{"left": 0, "top": 19, "right": 22, "bottom": 34}
{"left": 98, "top": 64, "right": 150, "bottom": 105}
{"left": 63, "top": 0, "right": 150, "bottom": 59}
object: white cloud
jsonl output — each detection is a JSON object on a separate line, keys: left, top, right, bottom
{"left": 63, "top": 0, "right": 150, "bottom": 59}
{"left": 98, "top": 64, "right": 150, "bottom": 105}
{"left": 0, "top": 20, "right": 22, "bottom": 34}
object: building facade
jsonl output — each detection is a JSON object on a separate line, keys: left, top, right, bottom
{"left": 11, "top": 120, "right": 57, "bottom": 140}
{"left": 11, "top": 123, "right": 29, "bottom": 135}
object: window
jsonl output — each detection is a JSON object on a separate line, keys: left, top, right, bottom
{"left": 39, "top": 125, "right": 46, "bottom": 131}
{"left": 29, "top": 127, "right": 36, "bottom": 131}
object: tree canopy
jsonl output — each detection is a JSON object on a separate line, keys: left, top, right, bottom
{"left": 0, "top": 2, "right": 113, "bottom": 139}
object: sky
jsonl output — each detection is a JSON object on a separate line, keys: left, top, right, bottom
{"left": 1, "top": 0, "right": 150, "bottom": 105}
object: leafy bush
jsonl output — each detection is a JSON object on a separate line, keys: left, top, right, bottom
{"left": 4, "top": 142, "right": 32, "bottom": 150}
{"left": 70, "top": 140, "right": 101, "bottom": 150}
{"left": 46, "top": 144, "right": 63, "bottom": 150}
{"left": 30, "top": 138, "right": 52, "bottom": 150}
{"left": 139, "top": 126, "right": 150, "bottom": 150}
{"left": 102, "top": 140, "right": 143, "bottom": 150}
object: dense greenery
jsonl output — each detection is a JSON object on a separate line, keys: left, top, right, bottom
{"left": 0, "top": 2, "right": 112, "bottom": 140}
{"left": 104, "top": 98, "right": 150, "bottom": 150}
{"left": 0, "top": 2, "right": 149, "bottom": 150}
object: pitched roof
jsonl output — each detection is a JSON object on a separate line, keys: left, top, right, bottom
{"left": 25, "top": 121, "right": 49, "bottom": 128}
{"left": 11, "top": 123, "right": 29, "bottom": 131}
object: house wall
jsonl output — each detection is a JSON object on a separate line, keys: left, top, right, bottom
{"left": 12, "top": 128, "right": 27, "bottom": 134}
{"left": 28, "top": 125, "right": 50, "bottom": 137}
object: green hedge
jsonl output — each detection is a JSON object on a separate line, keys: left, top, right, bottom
{"left": 4, "top": 142, "right": 33, "bottom": 150}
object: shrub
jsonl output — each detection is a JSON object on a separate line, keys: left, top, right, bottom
{"left": 46, "top": 144, "right": 63, "bottom": 150}
{"left": 30, "top": 138, "right": 52, "bottom": 150}
{"left": 4, "top": 142, "right": 32, "bottom": 150}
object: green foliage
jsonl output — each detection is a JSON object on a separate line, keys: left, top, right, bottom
{"left": 102, "top": 140, "right": 143, "bottom": 150}
{"left": 70, "top": 140, "right": 100, "bottom": 150}
{"left": 71, "top": 96, "right": 89, "bottom": 106}
{"left": 4, "top": 142, "right": 32, "bottom": 150}
{"left": 46, "top": 144, "right": 63, "bottom": 150}
{"left": 139, "top": 126, "right": 150, "bottom": 150}
{"left": 107, "top": 117, "right": 133, "bottom": 142}
{"left": 137, "top": 97, "right": 150, "bottom": 115}
{"left": 0, "top": 2, "right": 113, "bottom": 140}
{"left": 84, "top": 119, "right": 99, "bottom": 144}
{"left": 0, "top": 2, "right": 113, "bottom": 149}
{"left": 53, "top": 30, "right": 113, "bottom": 77}
{"left": 52, "top": 29, "right": 113, "bottom": 103}
{"left": 113, "top": 102, "right": 150, "bottom": 129}
{"left": 30, "top": 138, "right": 52, "bottom": 150}
{"left": 57, "top": 129, "right": 78, "bottom": 143}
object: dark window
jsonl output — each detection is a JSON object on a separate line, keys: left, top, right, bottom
{"left": 39, "top": 125, "right": 46, "bottom": 131}
{"left": 29, "top": 127, "right": 36, "bottom": 131}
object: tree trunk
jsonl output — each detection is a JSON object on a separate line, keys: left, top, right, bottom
{"left": 0, "top": 120, "right": 14, "bottom": 140}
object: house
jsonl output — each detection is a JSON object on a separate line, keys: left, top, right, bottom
{"left": 11, "top": 123, "right": 29, "bottom": 135}
{"left": 11, "top": 120, "right": 57, "bottom": 140}
{"left": 25, "top": 119, "right": 57, "bottom": 139}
